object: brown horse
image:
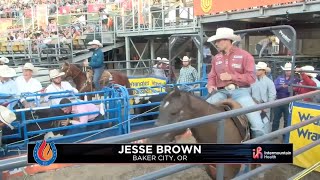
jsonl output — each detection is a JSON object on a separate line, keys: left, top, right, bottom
{"left": 147, "top": 87, "right": 256, "bottom": 180}
{"left": 60, "top": 62, "right": 131, "bottom": 100}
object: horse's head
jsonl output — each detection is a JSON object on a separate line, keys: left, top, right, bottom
{"left": 60, "top": 62, "right": 72, "bottom": 78}
{"left": 147, "top": 87, "right": 193, "bottom": 143}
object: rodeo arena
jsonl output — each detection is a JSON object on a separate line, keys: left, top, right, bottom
{"left": 1, "top": 0, "right": 320, "bottom": 180}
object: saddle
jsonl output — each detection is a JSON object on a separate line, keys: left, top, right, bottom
{"left": 86, "top": 69, "right": 113, "bottom": 87}
{"left": 218, "top": 99, "right": 251, "bottom": 142}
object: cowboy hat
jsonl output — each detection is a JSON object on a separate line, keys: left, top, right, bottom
{"left": 281, "top": 62, "right": 295, "bottom": 71}
{"left": 0, "top": 67, "right": 16, "bottom": 78}
{"left": 301, "top": 65, "right": 318, "bottom": 78}
{"left": 49, "top": 69, "right": 65, "bottom": 79}
{"left": 207, "top": 27, "right": 241, "bottom": 43}
{"left": 181, "top": 56, "right": 191, "bottom": 62}
{"left": 88, "top": 40, "right": 103, "bottom": 47}
{"left": 161, "top": 58, "right": 170, "bottom": 64}
{"left": 156, "top": 57, "right": 161, "bottom": 61}
{"left": 22, "top": 62, "right": 36, "bottom": 72}
{"left": 0, "top": 56, "right": 9, "bottom": 64}
{"left": 0, "top": 105, "right": 17, "bottom": 130}
{"left": 256, "top": 62, "right": 271, "bottom": 73}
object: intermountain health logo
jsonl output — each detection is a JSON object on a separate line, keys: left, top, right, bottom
{"left": 201, "top": 0, "right": 212, "bottom": 13}
{"left": 33, "top": 140, "right": 57, "bottom": 166}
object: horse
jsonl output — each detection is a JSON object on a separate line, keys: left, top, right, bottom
{"left": 1, "top": 108, "right": 67, "bottom": 146}
{"left": 146, "top": 87, "right": 256, "bottom": 180}
{"left": 60, "top": 62, "right": 131, "bottom": 100}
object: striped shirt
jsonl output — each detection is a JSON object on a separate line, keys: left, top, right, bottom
{"left": 177, "top": 66, "right": 199, "bottom": 84}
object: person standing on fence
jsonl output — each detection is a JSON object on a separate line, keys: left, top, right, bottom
{"left": 249, "top": 62, "right": 276, "bottom": 133}
{"left": 177, "top": 56, "right": 199, "bottom": 91}
{"left": 44, "top": 69, "right": 79, "bottom": 105}
{"left": 84, "top": 40, "right": 105, "bottom": 91}
{"left": 256, "top": 36, "right": 277, "bottom": 58}
{"left": 206, "top": 27, "right": 268, "bottom": 138}
{"left": 293, "top": 65, "right": 318, "bottom": 102}
{"left": 272, "top": 62, "right": 300, "bottom": 132}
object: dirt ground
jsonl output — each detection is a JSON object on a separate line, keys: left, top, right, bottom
{"left": 10, "top": 136, "right": 320, "bottom": 180}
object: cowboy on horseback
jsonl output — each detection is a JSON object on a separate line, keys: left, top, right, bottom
{"left": 206, "top": 27, "right": 268, "bottom": 138}
{"left": 84, "top": 40, "right": 105, "bottom": 91}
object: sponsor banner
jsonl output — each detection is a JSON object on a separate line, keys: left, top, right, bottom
{"left": 287, "top": 102, "right": 320, "bottom": 172}
{"left": 128, "top": 77, "right": 167, "bottom": 95}
{"left": 194, "top": 0, "right": 303, "bottom": 16}
{"left": 272, "top": 29, "right": 294, "bottom": 52}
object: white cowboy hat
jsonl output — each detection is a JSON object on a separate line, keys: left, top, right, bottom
{"left": 256, "top": 62, "right": 271, "bottom": 73}
{"left": 0, "top": 67, "right": 16, "bottom": 78}
{"left": 49, "top": 69, "right": 65, "bottom": 79}
{"left": 181, "top": 56, "right": 191, "bottom": 62}
{"left": 156, "top": 57, "right": 161, "bottom": 61}
{"left": 207, "top": 27, "right": 241, "bottom": 43}
{"left": 0, "top": 105, "right": 17, "bottom": 130}
{"left": 301, "top": 65, "right": 318, "bottom": 78}
{"left": 22, "top": 62, "right": 36, "bottom": 72}
{"left": 88, "top": 40, "right": 103, "bottom": 47}
{"left": 161, "top": 58, "right": 170, "bottom": 64}
{"left": 0, "top": 57, "right": 9, "bottom": 64}
{"left": 281, "top": 62, "right": 295, "bottom": 71}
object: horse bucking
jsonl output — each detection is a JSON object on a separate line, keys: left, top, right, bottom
{"left": 60, "top": 62, "right": 131, "bottom": 100}
{"left": 146, "top": 87, "right": 264, "bottom": 179}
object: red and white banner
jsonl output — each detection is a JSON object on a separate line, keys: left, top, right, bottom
{"left": 87, "top": 4, "right": 105, "bottom": 13}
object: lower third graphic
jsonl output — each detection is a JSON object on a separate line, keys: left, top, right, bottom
{"left": 252, "top": 146, "right": 263, "bottom": 159}
{"left": 33, "top": 140, "right": 57, "bottom": 166}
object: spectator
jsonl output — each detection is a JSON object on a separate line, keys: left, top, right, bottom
{"left": 177, "top": 56, "right": 199, "bottom": 89}
{"left": 293, "top": 65, "right": 318, "bottom": 102}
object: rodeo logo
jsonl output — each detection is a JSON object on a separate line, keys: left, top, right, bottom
{"left": 201, "top": 0, "right": 212, "bottom": 13}
{"left": 33, "top": 140, "right": 57, "bottom": 166}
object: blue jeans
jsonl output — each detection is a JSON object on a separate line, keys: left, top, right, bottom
{"left": 206, "top": 88, "right": 268, "bottom": 138}
{"left": 93, "top": 66, "right": 104, "bottom": 91}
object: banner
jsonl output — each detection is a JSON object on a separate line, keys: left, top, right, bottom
{"left": 0, "top": 19, "right": 12, "bottom": 32}
{"left": 194, "top": 0, "right": 303, "bottom": 16}
{"left": 128, "top": 76, "right": 167, "bottom": 95}
{"left": 87, "top": 3, "right": 105, "bottom": 13}
{"left": 287, "top": 102, "right": 320, "bottom": 172}
{"left": 272, "top": 29, "right": 294, "bottom": 52}
{"left": 36, "top": 5, "right": 48, "bottom": 30}
{"left": 59, "top": 6, "right": 71, "bottom": 14}
{"left": 28, "top": 141, "right": 293, "bottom": 165}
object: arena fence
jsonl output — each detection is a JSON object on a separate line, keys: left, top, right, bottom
{"left": 0, "top": 87, "right": 320, "bottom": 179}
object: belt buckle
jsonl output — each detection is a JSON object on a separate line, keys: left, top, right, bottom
{"left": 225, "top": 84, "right": 237, "bottom": 91}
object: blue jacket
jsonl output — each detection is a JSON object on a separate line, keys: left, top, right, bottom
{"left": 89, "top": 48, "right": 104, "bottom": 68}
{"left": 274, "top": 74, "right": 300, "bottom": 99}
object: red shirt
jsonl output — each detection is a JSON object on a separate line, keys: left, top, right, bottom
{"left": 208, "top": 47, "right": 256, "bottom": 88}
{"left": 293, "top": 73, "right": 316, "bottom": 102}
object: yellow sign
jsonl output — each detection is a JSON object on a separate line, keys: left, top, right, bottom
{"left": 128, "top": 77, "right": 167, "bottom": 95}
{"left": 288, "top": 102, "right": 320, "bottom": 172}
{"left": 200, "top": 0, "right": 213, "bottom": 13}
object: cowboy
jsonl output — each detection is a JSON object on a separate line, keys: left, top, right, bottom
{"left": 0, "top": 105, "right": 17, "bottom": 147}
{"left": 249, "top": 62, "right": 276, "bottom": 130}
{"left": 206, "top": 27, "right": 267, "bottom": 138}
{"left": 15, "top": 63, "right": 43, "bottom": 108}
{"left": 0, "top": 57, "right": 9, "bottom": 66}
{"left": 153, "top": 57, "right": 162, "bottom": 68}
{"left": 0, "top": 66, "right": 19, "bottom": 108}
{"left": 256, "top": 36, "right": 277, "bottom": 58}
{"left": 44, "top": 69, "right": 79, "bottom": 105}
{"left": 160, "top": 58, "right": 176, "bottom": 83}
{"left": 272, "top": 62, "right": 299, "bottom": 133}
{"left": 59, "top": 98, "right": 104, "bottom": 135}
{"left": 177, "top": 56, "right": 199, "bottom": 91}
{"left": 293, "top": 65, "right": 318, "bottom": 102}
{"left": 84, "top": 40, "right": 104, "bottom": 91}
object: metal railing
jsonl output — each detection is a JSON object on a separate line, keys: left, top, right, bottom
{"left": 0, "top": 89, "right": 320, "bottom": 178}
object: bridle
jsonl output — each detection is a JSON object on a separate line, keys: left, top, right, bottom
{"left": 62, "top": 64, "right": 82, "bottom": 80}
